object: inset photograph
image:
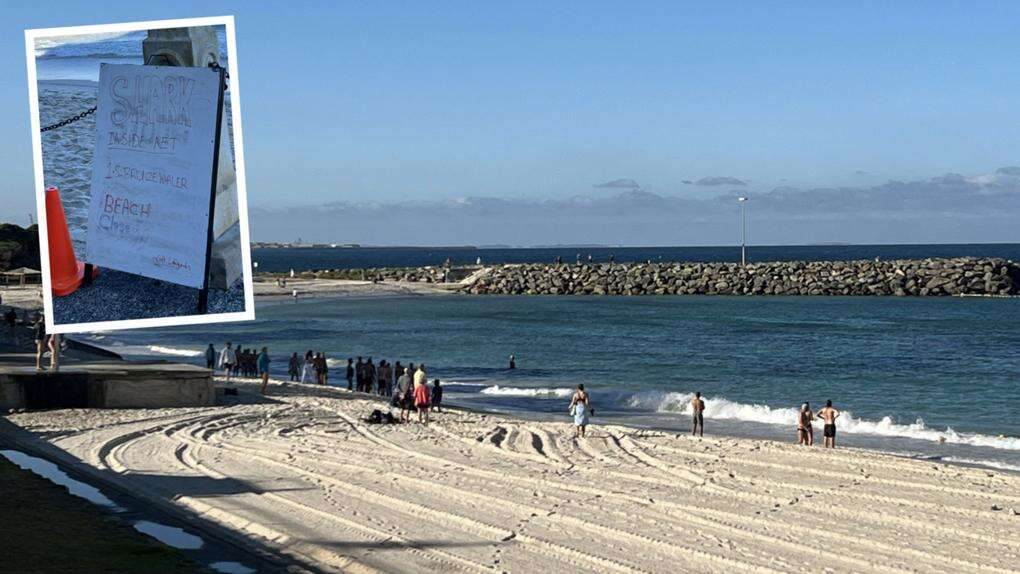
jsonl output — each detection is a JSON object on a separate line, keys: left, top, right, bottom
{"left": 26, "top": 16, "right": 253, "bottom": 332}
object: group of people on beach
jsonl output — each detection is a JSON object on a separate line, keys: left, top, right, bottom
{"left": 207, "top": 342, "right": 444, "bottom": 423}
{"left": 209, "top": 342, "right": 271, "bottom": 394}
{"left": 287, "top": 351, "right": 330, "bottom": 385}
{"left": 687, "top": 392, "right": 841, "bottom": 448}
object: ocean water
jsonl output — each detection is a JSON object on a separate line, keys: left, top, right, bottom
{"left": 34, "top": 28, "right": 227, "bottom": 82}
{"left": 253, "top": 243, "right": 1020, "bottom": 272}
{"left": 86, "top": 293, "right": 1020, "bottom": 472}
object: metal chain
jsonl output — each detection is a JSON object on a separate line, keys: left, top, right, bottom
{"left": 40, "top": 106, "right": 97, "bottom": 132}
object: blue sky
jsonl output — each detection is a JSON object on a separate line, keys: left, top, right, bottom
{"left": 4, "top": 2, "right": 1020, "bottom": 245}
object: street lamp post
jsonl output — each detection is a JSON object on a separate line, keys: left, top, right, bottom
{"left": 738, "top": 197, "right": 748, "bottom": 266}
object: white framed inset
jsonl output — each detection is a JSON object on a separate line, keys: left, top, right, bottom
{"left": 25, "top": 15, "right": 255, "bottom": 333}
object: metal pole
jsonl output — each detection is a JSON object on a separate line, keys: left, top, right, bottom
{"left": 741, "top": 202, "right": 746, "bottom": 266}
{"left": 738, "top": 197, "right": 747, "bottom": 266}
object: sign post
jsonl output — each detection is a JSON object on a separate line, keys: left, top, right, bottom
{"left": 85, "top": 63, "right": 225, "bottom": 312}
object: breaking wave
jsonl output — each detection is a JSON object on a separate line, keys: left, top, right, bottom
{"left": 479, "top": 385, "right": 574, "bottom": 398}
{"left": 147, "top": 345, "right": 203, "bottom": 357}
{"left": 627, "top": 391, "right": 1020, "bottom": 452}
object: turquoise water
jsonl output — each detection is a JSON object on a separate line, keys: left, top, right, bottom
{"left": 91, "top": 294, "right": 1020, "bottom": 471}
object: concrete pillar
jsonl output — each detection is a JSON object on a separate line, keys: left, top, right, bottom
{"left": 143, "top": 27, "right": 241, "bottom": 289}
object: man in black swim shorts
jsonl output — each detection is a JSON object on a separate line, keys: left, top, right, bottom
{"left": 816, "top": 400, "right": 840, "bottom": 448}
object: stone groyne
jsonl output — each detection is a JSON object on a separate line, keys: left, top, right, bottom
{"left": 465, "top": 258, "right": 1020, "bottom": 297}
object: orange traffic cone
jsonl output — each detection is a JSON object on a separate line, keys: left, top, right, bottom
{"left": 46, "top": 186, "right": 97, "bottom": 296}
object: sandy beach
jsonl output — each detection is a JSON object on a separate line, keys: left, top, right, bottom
{"left": 3, "top": 378, "right": 1019, "bottom": 573}
{"left": 254, "top": 277, "right": 461, "bottom": 298}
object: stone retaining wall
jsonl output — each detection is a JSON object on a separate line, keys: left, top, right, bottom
{"left": 465, "top": 258, "right": 1020, "bottom": 296}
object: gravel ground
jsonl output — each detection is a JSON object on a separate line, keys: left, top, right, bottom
{"left": 52, "top": 268, "right": 244, "bottom": 324}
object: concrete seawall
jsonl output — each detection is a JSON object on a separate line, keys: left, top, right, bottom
{"left": 465, "top": 257, "right": 1020, "bottom": 296}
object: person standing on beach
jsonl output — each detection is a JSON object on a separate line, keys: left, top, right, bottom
{"left": 364, "top": 358, "right": 376, "bottom": 394}
{"left": 33, "top": 315, "right": 46, "bottom": 371}
{"left": 569, "top": 384, "right": 591, "bottom": 438}
{"left": 313, "top": 352, "right": 326, "bottom": 385}
{"left": 431, "top": 379, "right": 443, "bottom": 412}
{"left": 288, "top": 353, "right": 300, "bottom": 381}
{"left": 321, "top": 353, "right": 329, "bottom": 385}
{"left": 377, "top": 360, "right": 391, "bottom": 396}
{"left": 413, "top": 363, "right": 427, "bottom": 388}
{"left": 301, "top": 350, "right": 316, "bottom": 384}
{"left": 219, "top": 342, "right": 236, "bottom": 381}
{"left": 396, "top": 367, "right": 413, "bottom": 422}
{"left": 258, "top": 347, "right": 271, "bottom": 394}
{"left": 691, "top": 392, "right": 705, "bottom": 437}
{"left": 816, "top": 400, "right": 840, "bottom": 448}
{"left": 205, "top": 344, "right": 216, "bottom": 370}
{"left": 413, "top": 371, "right": 431, "bottom": 424}
{"left": 355, "top": 357, "right": 365, "bottom": 392}
{"left": 345, "top": 358, "right": 354, "bottom": 390}
{"left": 797, "top": 402, "right": 814, "bottom": 446}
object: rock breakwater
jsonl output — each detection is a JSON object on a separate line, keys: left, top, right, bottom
{"left": 466, "top": 258, "right": 1020, "bottom": 296}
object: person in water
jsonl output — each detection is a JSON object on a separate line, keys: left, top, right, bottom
{"left": 508, "top": 354, "right": 516, "bottom": 369}
{"left": 568, "top": 384, "right": 591, "bottom": 438}
{"left": 288, "top": 352, "right": 301, "bottom": 381}
{"left": 205, "top": 344, "right": 216, "bottom": 370}
{"left": 258, "top": 347, "right": 271, "bottom": 395}
{"left": 690, "top": 392, "right": 705, "bottom": 437}
{"left": 797, "top": 402, "right": 814, "bottom": 446}
{"left": 816, "top": 400, "right": 840, "bottom": 448}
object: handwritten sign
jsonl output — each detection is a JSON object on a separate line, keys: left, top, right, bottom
{"left": 86, "top": 64, "right": 222, "bottom": 289}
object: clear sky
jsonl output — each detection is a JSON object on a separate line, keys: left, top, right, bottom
{"left": 4, "top": 1, "right": 1020, "bottom": 245}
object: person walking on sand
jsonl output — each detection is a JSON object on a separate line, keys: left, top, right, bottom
{"left": 413, "top": 372, "right": 431, "bottom": 424}
{"left": 258, "top": 347, "right": 271, "bottom": 394}
{"left": 569, "top": 384, "right": 591, "bottom": 438}
{"left": 345, "top": 358, "right": 354, "bottom": 391}
{"left": 288, "top": 352, "right": 300, "bottom": 381}
{"left": 797, "top": 402, "right": 814, "bottom": 446}
{"left": 691, "top": 392, "right": 705, "bottom": 437}
{"left": 430, "top": 379, "right": 443, "bottom": 412}
{"left": 396, "top": 367, "right": 413, "bottom": 423}
{"left": 817, "top": 400, "right": 841, "bottom": 448}
{"left": 205, "top": 344, "right": 216, "bottom": 370}
{"left": 219, "top": 342, "right": 236, "bottom": 381}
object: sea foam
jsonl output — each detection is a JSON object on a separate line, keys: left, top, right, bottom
{"left": 627, "top": 391, "right": 1020, "bottom": 452}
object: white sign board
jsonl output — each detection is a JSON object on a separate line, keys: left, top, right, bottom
{"left": 86, "top": 64, "right": 223, "bottom": 289}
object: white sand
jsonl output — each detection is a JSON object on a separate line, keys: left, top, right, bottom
{"left": 5, "top": 379, "right": 1020, "bottom": 573}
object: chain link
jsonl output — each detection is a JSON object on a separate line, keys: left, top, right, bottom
{"left": 40, "top": 106, "right": 97, "bottom": 132}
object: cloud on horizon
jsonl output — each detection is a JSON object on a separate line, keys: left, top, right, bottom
{"left": 250, "top": 167, "right": 1020, "bottom": 246}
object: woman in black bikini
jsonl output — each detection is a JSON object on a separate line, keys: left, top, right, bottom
{"left": 797, "top": 402, "right": 814, "bottom": 446}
